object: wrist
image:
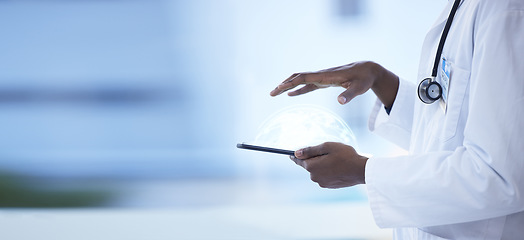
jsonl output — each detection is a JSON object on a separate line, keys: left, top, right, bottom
{"left": 359, "top": 155, "right": 368, "bottom": 185}
{"left": 370, "top": 62, "right": 399, "bottom": 108}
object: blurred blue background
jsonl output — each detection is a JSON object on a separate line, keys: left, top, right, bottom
{"left": 0, "top": 0, "right": 444, "bottom": 209}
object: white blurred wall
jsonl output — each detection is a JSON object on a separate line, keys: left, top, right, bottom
{"left": 0, "top": 0, "right": 445, "bottom": 180}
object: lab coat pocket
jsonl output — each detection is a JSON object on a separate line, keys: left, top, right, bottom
{"left": 440, "top": 63, "right": 470, "bottom": 142}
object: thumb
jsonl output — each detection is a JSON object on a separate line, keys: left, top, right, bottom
{"left": 295, "top": 143, "right": 331, "bottom": 160}
{"left": 338, "top": 87, "right": 360, "bottom": 105}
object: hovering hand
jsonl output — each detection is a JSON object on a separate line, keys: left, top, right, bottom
{"left": 270, "top": 61, "right": 399, "bottom": 108}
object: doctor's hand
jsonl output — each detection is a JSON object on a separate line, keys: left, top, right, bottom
{"left": 291, "top": 142, "right": 368, "bottom": 189}
{"left": 270, "top": 61, "right": 399, "bottom": 108}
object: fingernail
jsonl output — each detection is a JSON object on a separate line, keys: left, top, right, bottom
{"left": 295, "top": 149, "right": 303, "bottom": 157}
{"left": 338, "top": 96, "right": 347, "bottom": 104}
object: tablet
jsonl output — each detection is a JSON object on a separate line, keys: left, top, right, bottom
{"left": 236, "top": 143, "right": 295, "bottom": 156}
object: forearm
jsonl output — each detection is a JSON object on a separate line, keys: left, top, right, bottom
{"left": 367, "top": 143, "right": 524, "bottom": 228}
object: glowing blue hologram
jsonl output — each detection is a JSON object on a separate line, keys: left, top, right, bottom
{"left": 254, "top": 105, "right": 357, "bottom": 151}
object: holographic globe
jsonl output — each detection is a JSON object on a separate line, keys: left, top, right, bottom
{"left": 254, "top": 105, "right": 357, "bottom": 151}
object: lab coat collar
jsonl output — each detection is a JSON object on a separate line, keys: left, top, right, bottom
{"left": 432, "top": 0, "right": 465, "bottom": 30}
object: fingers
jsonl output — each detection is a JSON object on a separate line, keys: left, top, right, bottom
{"left": 269, "top": 72, "right": 327, "bottom": 97}
{"left": 290, "top": 154, "right": 317, "bottom": 171}
{"left": 287, "top": 84, "right": 319, "bottom": 96}
{"left": 270, "top": 73, "right": 302, "bottom": 96}
{"left": 290, "top": 155, "right": 306, "bottom": 168}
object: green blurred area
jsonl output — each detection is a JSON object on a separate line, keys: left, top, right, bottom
{"left": 0, "top": 172, "right": 115, "bottom": 208}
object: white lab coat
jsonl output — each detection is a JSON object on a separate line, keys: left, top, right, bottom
{"left": 366, "top": 0, "right": 524, "bottom": 239}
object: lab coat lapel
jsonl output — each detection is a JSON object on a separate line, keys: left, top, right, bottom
{"left": 417, "top": 0, "right": 459, "bottom": 82}
{"left": 426, "top": 0, "right": 465, "bottom": 34}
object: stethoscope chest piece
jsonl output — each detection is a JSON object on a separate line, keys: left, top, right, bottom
{"left": 418, "top": 77, "right": 442, "bottom": 104}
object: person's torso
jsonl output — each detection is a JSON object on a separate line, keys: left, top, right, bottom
{"left": 402, "top": 0, "right": 524, "bottom": 239}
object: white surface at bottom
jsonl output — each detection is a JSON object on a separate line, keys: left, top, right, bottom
{"left": 0, "top": 203, "right": 391, "bottom": 240}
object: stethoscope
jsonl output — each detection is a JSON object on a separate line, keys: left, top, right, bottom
{"left": 418, "top": 0, "right": 462, "bottom": 104}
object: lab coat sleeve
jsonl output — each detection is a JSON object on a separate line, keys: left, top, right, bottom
{"left": 368, "top": 78, "right": 415, "bottom": 150}
{"left": 366, "top": 10, "right": 524, "bottom": 227}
